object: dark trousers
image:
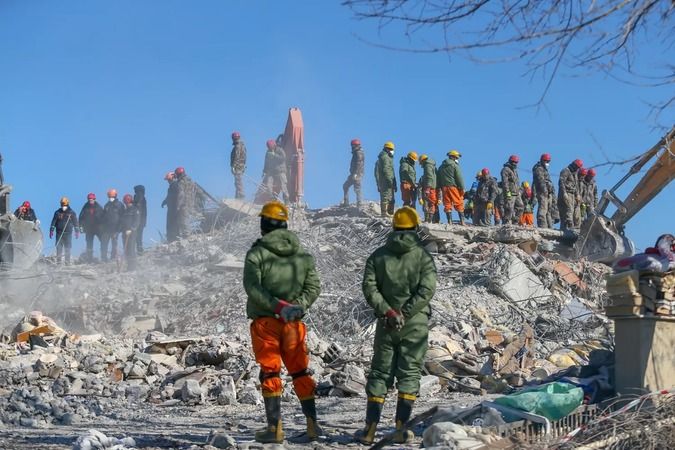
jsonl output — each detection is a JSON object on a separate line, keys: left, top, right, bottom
{"left": 167, "top": 209, "right": 178, "bottom": 242}
{"left": 85, "top": 232, "right": 99, "bottom": 261}
{"left": 55, "top": 231, "right": 72, "bottom": 264}
{"left": 136, "top": 226, "right": 144, "bottom": 253}
{"left": 123, "top": 230, "right": 137, "bottom": 271}
{"left": 100, "top": 232, "right": 119, "bottom": 261}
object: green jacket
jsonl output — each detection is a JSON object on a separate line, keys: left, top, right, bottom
{"left": 374, "top": 150, "right": 396, "bottom": 189}
{"left": 399, "top": 157, "right": 417, "bottom": 185}
{"left": 420, "top": 158, "right": 437, "bottom": 189}
{"left": 437, "top": 158, "right": 464, "bottom": 190}
{"left": 363, "top": 231, "right": 437, "bottom": 320}
{"left": 243, "top": 229, "right": 321, "bottom": 319}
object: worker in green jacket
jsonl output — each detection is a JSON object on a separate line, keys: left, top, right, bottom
{"left": 374, "top": 141, "right": 397, "bottom": 217}
{"left": 437, "top": 150, "right": 465, "bottom": 225}
{"left": 399, "top": 151, "right": 418, "bottom": 208}
{"left": 243, "top": 201, "right": 323, "bottom": 444}
{"left": 419, "top": 155, "right": 439, "bottom": 223}
{"left": 355, "top": 206, "right": 437, "bottom": 445}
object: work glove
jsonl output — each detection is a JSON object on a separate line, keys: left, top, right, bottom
{"left": 506, "top": 192, "right": 512, "bottom": 198}
{"left": 486, "top": 202, "right": 494, "bottom": 210}
{"left": 125, "top": 230, "right": 132, "bottom": 236}
{"left": 280, "top": 304, "right": 304, "bottom": 322}
{"left": 49, "top": 227, "right": 54, "bottom": 239}
{"left": 384, "top": 309, "right": 405, "bottom": 331}
{"left": 419, "top": 198, "right": 424, "bottom": 205}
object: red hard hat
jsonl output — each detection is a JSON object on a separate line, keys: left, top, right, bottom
{"left": 266, "top": 139, "right": 276, "bottom": 150}
{"left": 22, "top": 201, "right": 31, "bottom": 209}
{"left": 123, "top": 194, "right": 133, "bottom": 205}
{"left": 574, "top": 159, "right": 584, "bottom": 168}
{"left": 481, "top": 168, "right": 490, "bottom": 177}
{"left": 351, "top": 138, "right": 361, "bottom": 146}
{"left": 87, "top": 193, "right": 96, "bottom": 200}
{"left": 509, "top": 155, "right": 520, "bottom": 163}
{"left": 541, "top": 153, "right": 552, "bottom": 162}
{"left": 231, "top": 131, "right": 240, "bottom": 139}
{"left": 580, "top": 168, "right": 588, "bottom": 176}
{"left": 588, "top": 168, "right": 596, "bottom": 177}
{"left": 175, "top": 167, "right": 186, "bottom": 176}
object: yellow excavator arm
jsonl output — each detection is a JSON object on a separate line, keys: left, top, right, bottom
{"left": 576, "top": 126, "right": 674, "bottom": 263}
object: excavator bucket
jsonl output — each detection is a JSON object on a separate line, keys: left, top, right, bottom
{"left": 281, "top": 107, "right": 304, "bottom": 204}
{"left": 575, "top": 213, "right": 634, "bottom": 264}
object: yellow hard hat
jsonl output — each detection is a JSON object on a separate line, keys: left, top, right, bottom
{"left": 60, "top": 197, "right": 70, "bottom": 206}
{"left": 392, "top": 206, "right": 420, "bottom": 230}
{"left": 448, "top": 150, "right": 461, "bottom": 158}
{"left": 259, "top": 201, "right": 289, "bottom": 222}
{"left": 420, "top": 154, "right": 428, "bottom": 162}
{"left": 407, "top": 151, "right": 418, "bottom": 161}
{"left": 523, "top": 181, "right": 530, "bottom": 188}
{"left": 384, "top": 141, "right": 395, "bottom": 151}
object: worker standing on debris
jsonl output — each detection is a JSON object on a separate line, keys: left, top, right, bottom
{"left": 532, "top": 153, "right": 555, "bottom": 228}
{"left": 78, "top": 193, "right": 103, "bottom": 263}
{"left": 374, "top": 141, "right": 397, "bottom": 217}
{"left": 438, "top": 150, "right": 465, "bottom": 225}
{"left": 464, "top": 171, "right": 481, "bottom": 224}
{"left": 500, "top": 155, "right": 522, "bottom": 225}
{"left": 419, "top": 155, "right": 438, "bottom": 223}
{"left": 120, "top": 194, "right": 140, "bottom": 271}
{"left": 356, "top": 206, "right": 437, "bottom": 445}
{"left": 101, "top": 189, "right": 124, "bottom": 262}
{"left": 50, "top": 197, "right": 79, "bottom": 265}
{"left": 474, "top": 169, "right": 498, "bottom": 226}
{"left": 14, "top": 201, "right": 38, "bottom": 223}
{"left": 174, "top": 167, "right": 195, "bottom": 238}
{"left": 230, "top": 131, "right": 247, "bottom": 199}
{"left": 342, "top": 139, "right": 365, "bottom": 207}
{"left": 582, "top": 168, "right": 598, "bottom": 219}
{"left": 519, "top": 182, "right": 536, "bottom": 226}
{"left": 243, "top": 201, "right": 322, "bottom": 444}
{"left": 262, "top": 140, "right": 289, "bottom": 203}
{"left": 162, "top": 172, "right": 179, "bottom": 242}
{"left": 133, "top": 185, "right": 147, "bottom": 254}
{"left": 558, "top": 159, "right": 583, "bottom": 231}
{"left": 399, "top": 151, "right": 418, "bottom": 208}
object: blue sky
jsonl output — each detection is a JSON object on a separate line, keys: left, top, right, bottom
{"left": 0, "top": 0, "right": 672, "bottom": 256}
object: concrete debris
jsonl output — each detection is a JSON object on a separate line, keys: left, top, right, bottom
{"left": 72, "top": 429, "right": 136, "bottom": 450}
{"left": 0, "top": 202, "right": 619, "bottom": 446}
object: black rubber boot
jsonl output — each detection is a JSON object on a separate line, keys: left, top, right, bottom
{"left": 300, "top": 398, "right": 323, "bottom": 441}
{"left": 354, "top": 397, "right": 384, "bottom": 445}
{"left": 255, "top": 396, "right": 283, "bottom": 443}
{"left": 393, "top": 394, "right": 416, "bottom": 444}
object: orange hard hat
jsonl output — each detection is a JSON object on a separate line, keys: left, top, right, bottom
{"left": 107, "top": 189, "right": 117, "bottom": 198}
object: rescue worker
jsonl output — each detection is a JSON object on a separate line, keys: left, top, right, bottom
{"left": 120, "top": 194, "right": 141, "bottom": 271}
{"left": 582, "top": 168, "right": 598, "bottom": 219}
{"left": 174, "top": 167, "right": 191, "bottom": 238}
{"left": 519, "top": 182, "right": 536, "bottom": 226}
{"left": 374, "top": 141, "right": 396, "bottom": 217}
{"left": 342, "top": 139, "right": 365, "bottom": 207}
{"left": 437, "top": 150, "right": 465, "bottom": 225}
{"left": 230, "top": 131, "right": 247, "bottom": 199}
{"left": 262, "top": 140, "right": 289, "bottom": 203}
{"left": 133, "top": 185, "right": 147, "bottom": 253}
{"left": 243, "top": 201, "right": 322, "bottom": 443}
{"left": 532, "top": 153, "right": 555, "bottom": 228}
{"left": 418, "top": 155, "right": 438, "bottom": 223}
{"left": 78, "top": 193, "right": 103, "bottom": 262}
{"left": 465, "top": 172, "right": 481, "bottom": 223}
{"left": 558, "top": 159, "right": 583, "bottom": 231}
{"left": 101, "top": 189, "right": 124, "bottom": 261}
{"left": 14, "top": 201, "right": 38, "bottom": 223}
{"left": 399, "top": 151, "right": 418, "bottom": 208}
{"left": 474, "top": 169, "right": 498, "bottom": 226}
{"left": 500, "top": 155, "right": 521, "bottom": 224}
{"left": 356, "top": 206, "right": 437, "bottom": 445}
{"left": 162, "top": 171, "right": 179, "bottom": 242}
{"left": 50, "top": 197, "right": 79, "bottom": 265}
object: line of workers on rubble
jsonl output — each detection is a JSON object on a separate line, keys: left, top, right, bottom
{"left": 245, "top": 200, "right": 434, "bottom": 445}
{"left": 340, "top": 140, "right": 599, "bottom": 231}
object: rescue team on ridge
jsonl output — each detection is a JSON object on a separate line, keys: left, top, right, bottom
{"left": 245, "top": 200, "right": 435, "bottom": 444}
{"left": 343, "top": 140, "right": 599, "bottom": 231}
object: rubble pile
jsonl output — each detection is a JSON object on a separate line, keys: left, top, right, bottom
{"left": 0, "top": 203, "right": 616, "bottom": 434}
